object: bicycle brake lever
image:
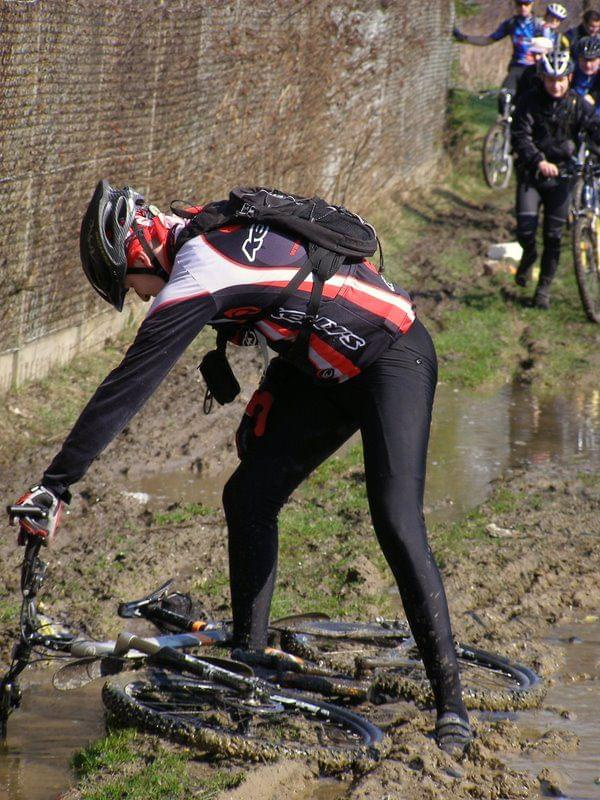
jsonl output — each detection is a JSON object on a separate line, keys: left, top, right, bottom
{"left": 117, "top": 578, "right": 175, "bottom": 618}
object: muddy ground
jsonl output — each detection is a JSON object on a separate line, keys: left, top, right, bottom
{"left": 0, "top": 189, "right": 599, "bottom": 799}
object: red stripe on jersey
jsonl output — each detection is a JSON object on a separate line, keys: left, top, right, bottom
{"left": 309, "top": 335, "right": 361, "bottom": 379}
{"left": 340, "top": 282, "right": 414, "bottom": 332}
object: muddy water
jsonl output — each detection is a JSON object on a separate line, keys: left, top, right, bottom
{"left": 2, "top": 379, "right": 598, "bottom": 800}
{"left": 129, "top": 380, "right": 600, "bottom": 521}
{"left": 490, "top": 622, "right": 600, "bottom": 800}
{"left": 0, "top": 677, "right": 103, "bottom": 799}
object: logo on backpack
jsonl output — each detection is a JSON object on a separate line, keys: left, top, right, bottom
{"left": 242, "top": 224, "right": 269, "bottom": 262}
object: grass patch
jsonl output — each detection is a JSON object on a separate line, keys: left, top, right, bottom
{"left": 0, "top": 598, "right": 20, "bottom": 625}
{"left": 72, "top": 728, "right": 244, "bottom": 800}
{"left": 272, "top": 444, "right": 393, "bottom": 620}
{"left": 153, "top": 502, "right": 216, "bottom": 526}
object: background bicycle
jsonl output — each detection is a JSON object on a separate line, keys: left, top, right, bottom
{"left": 480, "top": 88, "right": 514, "bottom": 190}
{"left": 570, "top": 143, "right": 600, "bottom": 323}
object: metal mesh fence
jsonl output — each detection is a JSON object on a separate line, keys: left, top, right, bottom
{"left": 0, "top": 0, "right": 454, "bottom": 357}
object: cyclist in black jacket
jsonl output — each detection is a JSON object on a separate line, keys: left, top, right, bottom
{"left": 565, "top": 9, "right": 600, "bottom": 52}
{"left": 512, "top": 47, "right": 600, "bottom": 307}
{"left": 8, "top": 181, "right": 473, "bottom": 754}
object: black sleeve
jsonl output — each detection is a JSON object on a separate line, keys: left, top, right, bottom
{"left": 578, "top": 95, "right": 600, "bottom": 144}
{"left": 511, "top": 92, "right": 545, "bottom": 170}
{"left": 41, "top": 295, "right": 217, "bottom": 499}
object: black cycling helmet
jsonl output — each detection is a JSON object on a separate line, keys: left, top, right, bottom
{"left": 80, "top": 180, "right": 145, "bottom": 311}
{"left": 577, "top": 35, "right": 600, "bottom": 60}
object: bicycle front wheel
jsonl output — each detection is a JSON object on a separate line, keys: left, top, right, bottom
{"left": 482, "top": 122, "right": 513, "bottom": 190}
{"left": 572, "top": 212, "right": 600, "bottom": 323}
{"left": 102, "top": 669, "right": 386, "bottom": 772}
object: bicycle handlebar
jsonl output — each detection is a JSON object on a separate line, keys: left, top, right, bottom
{"left": 6, "top": 505, "right": 48, "bottom": 520}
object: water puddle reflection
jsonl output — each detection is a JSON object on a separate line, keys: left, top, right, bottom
{"left": 0, "top": 676, "right": 104, "bottom": 800}
{"left": 484, "top": 622, "right": 600, "bottom": 799}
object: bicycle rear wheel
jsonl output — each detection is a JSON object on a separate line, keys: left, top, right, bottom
{"left": 572, "top": 212, "right": 600, "bottom": 323}
{"left": 279, "top": 621, "right": 544, "bottom": 711}
{"left": 482, "top": 122, "right": 513, "bottom": 190}
{"left": 102, "top": 668, "right": 386, "bottom": 772}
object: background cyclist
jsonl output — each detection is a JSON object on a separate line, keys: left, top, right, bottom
{"left": 571, "top": 35, "right": 600, "bottom": 108}
{"left": 565, "top": 8, "right": 600, "bottom": 51}
{"left": 511, "top": 47, "right": 600, "bottom": 307}
{"left": 453, "top": 1, "right": 558, "bottom": 100}
{"left": 514, "top": 36, "right": 554, "bottom": 102}
{"left": 8, "top": 181, "right": 473, "bottom": 755}
{"left": 542, "top": 3, "right": 569, "bottom": 45}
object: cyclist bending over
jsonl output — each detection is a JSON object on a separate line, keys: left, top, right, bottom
{"left": 8, "top": 182, "right": 473, "bottom": 754}
{"left": 512, "top": 48, "right": 600, "bottom": 307}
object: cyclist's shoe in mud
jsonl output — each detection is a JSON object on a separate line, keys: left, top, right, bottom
{"left": 435, "top": 713, "right": 473, "bottom": 756}
{"left": 533, "top": 287, "right": 551, "bottom": 309}
{"left": 515, "top": 250, "right": 537, "bottom": 286}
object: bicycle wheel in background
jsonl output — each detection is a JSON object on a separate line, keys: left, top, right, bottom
{"left": 103, "top": 668, "right": 387, "bottom": 772}
{"left": 482, "top": 122, "right": 513, "bottom": 189}
{"left": 572, "top": 212, "right": 600, "bottom": 323}
{"left": 278, "top": 620, "right": 545, "bottom": 712}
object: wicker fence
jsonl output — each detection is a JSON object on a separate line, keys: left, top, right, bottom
{"left": 0, "top": 0, "right": 455, "bottom": 391}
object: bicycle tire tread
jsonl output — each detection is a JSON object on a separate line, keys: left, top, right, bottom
{"left": 102, "top": 671, "right": 387, "bottom": 772}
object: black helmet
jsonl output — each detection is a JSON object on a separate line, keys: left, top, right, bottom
{"left": 577, "top": 35, "right": 600, "bottom": 60}
{"left": 79, "top": 180, "right": 145, "bottom": 311}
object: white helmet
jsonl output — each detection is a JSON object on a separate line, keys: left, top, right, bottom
{"left": 546, "top": 3, "right": 568, "bottom": 21}
{"left": 539, "top": 47, "right": 574, "bottom": 76}
{"left": 529, "top": 36, "right": 554, "bottom": 54}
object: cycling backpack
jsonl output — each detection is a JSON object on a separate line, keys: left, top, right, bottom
{"left": 171, "top": 187, "right": 382, "bottom": 409}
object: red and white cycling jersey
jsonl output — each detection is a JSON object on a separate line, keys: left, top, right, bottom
{"left": 151, "top": 221, "right": 415, "bottom": 382}
{"left": 41, "top": 218, "right": 416, "bottom": 496}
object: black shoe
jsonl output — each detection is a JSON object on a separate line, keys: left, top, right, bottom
{"left": 533, "top": 288, "right": 550, "bottom": 309}
{"left": 515, "top": 251, "right": 537, "bottom": 287}
{"left": 435, "top": 712, "right": 473, "bottom": 756}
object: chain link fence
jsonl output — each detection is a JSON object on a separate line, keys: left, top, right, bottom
{"left": 0, "top": 0, "right": 454, "bottom": 389}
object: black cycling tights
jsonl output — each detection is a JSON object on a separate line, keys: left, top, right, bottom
{"left": 223, "top": 320, "right": 467, "bottom": 720}
{"left": 516, "top": 177, "right": 573, "bottom": 286}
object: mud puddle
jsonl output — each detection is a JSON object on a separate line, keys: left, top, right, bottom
{"left": 126, "top": 380, "right": 600, "bottom": 522}
{"left": 2, "top": 380, "right": 598, "bottom": 800}
{"left": 0, "top": 676, "right": 104, "bottom": 800}
{"left": 484, "top": 622, "right": 600, "bottom": 800}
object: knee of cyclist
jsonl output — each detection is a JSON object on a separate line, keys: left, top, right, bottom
{"left": 543, "top": 234, "right": 562, "bottom": 252}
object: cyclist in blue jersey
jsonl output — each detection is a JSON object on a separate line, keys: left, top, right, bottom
{"left": 454, "top": 1, "right": 549, "bottom": 97}
{"left": 542, "top": 4, "right": 569, "bottom": 46}
{"left": 571, "top": 36, "right": 600, "bottom": 107}
{"left": 8, "top": 182, "right": 473, "bottom": 755}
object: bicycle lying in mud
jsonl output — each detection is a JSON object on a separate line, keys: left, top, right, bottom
{"left": 480, "top": 88, "right": 514, "bottom": 190}
{"left": 1, "top": 508, "right": 383, "bottom": 771}
{"left": 1, "top": 506, "right": 543, "bottom": 768}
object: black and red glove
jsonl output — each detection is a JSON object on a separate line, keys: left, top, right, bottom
{"left": 9, "top": 485, "right": 64, "bottom": 546}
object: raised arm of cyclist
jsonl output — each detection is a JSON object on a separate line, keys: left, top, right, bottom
{"left": 8, "top": 180, "right": 473, "bottom": 755}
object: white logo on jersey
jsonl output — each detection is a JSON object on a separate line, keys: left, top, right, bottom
{"left": 242, "top": 224, "right": 269, "bottom": 262}
{"left": 273, "top": 308, "right": 366, "bottom": 351}
{"left": 381, "top": 275, "right": 395, "bottom": 291}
